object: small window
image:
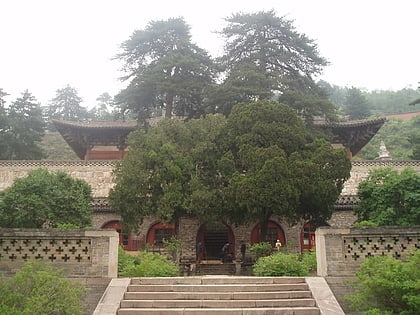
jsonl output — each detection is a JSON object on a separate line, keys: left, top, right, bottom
{"left": 153, "top": 228, "right": 174, "bottom": 246}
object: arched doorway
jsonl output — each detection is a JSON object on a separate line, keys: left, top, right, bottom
{"left": 146, "top": 222, "right": 175, "bottom": 248}
{"left": 196, "top": 223, "right": 235, "bottom": 260}
{"left": 102, "top": 220, "right": 136, "bottom": 251}
{"left": 251, "top": 221, "right": 286, "bottom": 248}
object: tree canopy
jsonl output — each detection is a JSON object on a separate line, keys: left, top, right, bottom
{"left": 114, "top": 11, "right": 336, "bottom": 123}
{"left": 355, "top": 167, "right": 420, "bottom": 226}
{"left": 218, "top": 101, "right": 350, "bottom": 238}
{"left": 115, "top": 17, "right": 216, "bottom": 120}
{"left": 343, "top": 86, "right": 371, "bottom": 120}
{"left": 110, "top": 100, "right": 351, "bottom": 239}
{"left": 47, "top": 85, "right": 87, "bottom": 124}
{"left": 0, "top": 90, "right": 45, "bottom": 160}
{"left": 109, "top": 114, "right": 227, "bottom": 231}
{"left": 210, "top": 10, "right": 335, "bottom": 119}
{"left": 0, "top": 169, "right": 93, "bottom": 228}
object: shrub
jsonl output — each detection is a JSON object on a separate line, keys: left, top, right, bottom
{"left": 347, "top": 251, "right": 420, "bottom": 315}
{"left": 118, "top": 246, "right": 140, "bottom": 276}
{"left": 0, "top": 260, "right": 86, "bottom": 315}
{"left": 163, "top": 236, "right": 183, "bottom": 263}
{"left": 300, "top": 250, "right": 317, "bottom": 273}
{"left": 253, "top": 253, "right": 309, "bottom": 276}
{"left": 250, "top": 242, "right": 272, "bottom": 258}
{"left": 119, "top": 250, "right": 179, "bottom": 277}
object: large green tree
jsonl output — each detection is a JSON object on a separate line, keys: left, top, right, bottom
{"left": 115, "top": 17, "right": 215, "bottom": 120}
{"left": 218, "top": 101, "right": 351, "bottom": 238}
{"left": 355, "top": 167, "right": 420, "bottom": 226}
{"left": 3, "top": 90, "right": 45, "bottom": 159}
{"left": 212, "top": 10, "right": 334, "bottom": 119}
{"left": 0, "top": 169, "right": 93, "bottom": 228}
{"left": 87, "top": 92, "right": 114, "bottom": 121}
{"left": 110, "top": 100, "right": 351, "bottom": 240}
{"left": 109, "top": 114, "right": 227, "bottom": 231}
{"left": 47, "top": 85, "right": 87, "bottom": 123}
{"left": 343, "top": 86, "right": 371, "bottom": 120}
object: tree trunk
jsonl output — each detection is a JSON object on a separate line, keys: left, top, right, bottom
{"left": 259, "top": 216, "right": 269, "bottom": 242}
{"left": 165, "top": 93, "right": 174, "bottom": 118}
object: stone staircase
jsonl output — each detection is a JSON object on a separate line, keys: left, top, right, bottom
{"left": 117, "top": 276, "right": 320, "bottom": 315}
{"left": 195, "top": 261, "right": 236, "bottom": 275}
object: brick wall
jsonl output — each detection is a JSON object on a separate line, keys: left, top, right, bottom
{"left": 316, "top": 226, "right": 420, "bottom": 314}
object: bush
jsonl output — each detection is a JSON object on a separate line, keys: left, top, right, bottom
{"left": 253, "top": 253, "right": 309, "bottom": 276}
{"left": 250, "top": 242, "right": 272, "bottom": 258}
{"left": 0, "top": 260, "right": 86, "bottom": 315}
{"left": 300, "top": 250, "right": 317, "bottom": 273}
{"left": 118, "top": 246, "right": 140, "bottom": 276}
{"left": 119, "top": 250, "right": 179, "bottom": 277}
{"left": 347, "top": 251, "right": 420, "bottom": 315}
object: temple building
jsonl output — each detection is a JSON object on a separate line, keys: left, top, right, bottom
{"left": 7, "top": 116, "right": 418, "bottom": 265}
{"left": 48, "top": 117, "right": 391, "bottom": 258}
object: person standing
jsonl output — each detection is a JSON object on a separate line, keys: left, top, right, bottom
{"left": 240, "top": 241, "right": 246, "bottom": 262}
{"left": 196, "top": 242, "right": 203, "bottom": 263}
{"left": 221, "top": 242, "right": 229, "bottom": 263}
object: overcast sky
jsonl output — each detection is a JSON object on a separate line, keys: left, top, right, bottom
{"left": 1, "top": 0, "right": 419, "bottom": 108}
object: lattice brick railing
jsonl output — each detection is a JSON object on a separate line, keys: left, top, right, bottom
{"left": 0, "top": 237, "right": 91, "bottom": 263}
{"left": 343, "top": 234, "right": 420, "bottom": 261}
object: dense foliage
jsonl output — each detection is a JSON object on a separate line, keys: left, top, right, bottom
{"left": 252, "top": 251, "right": 316, "bottom": 276}
{"left": 0, "top": 90, "right": 45, "bottom": 160}
{"left": 0, "top": 169, "right": 93, "bottom": 228}
{"left": 110, "top": 100, "right": 351, "bottom": 239}
{"left": 355, "top": 167, "right": 420, "bottom": 226}
{"left": 347, "top": 251, "right": 420, "bottom": 315}
{"left": 344, "top": 87, "right": 371, "bottom": 119}
{"left": 115, "top": 17, "right": 215, "bottom": 120}
{"left": 118, "top": 248, "right": 179, "bottom": 277}
{"left": 0, "top": 260, "right": 86, "bottom": 315}
{"left": 220, "top": 101, "right": 351, "bottom": 237}
{"left": 109, "top": 114, "right": 227, "bottom": 231}
{"left": 210, "top": 10, "right": 335, "bottom": 120}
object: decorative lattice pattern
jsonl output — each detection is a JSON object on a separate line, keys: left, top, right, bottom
{"left": 343, "top": 235, "right": 420, "bottom": 261}
{"left": 0, "top": 237, "right": 91, "bottom": 263}
{"left": 0, "top": 160, "right": 116, "bottom": 168}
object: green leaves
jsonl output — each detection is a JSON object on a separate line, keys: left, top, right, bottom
{"left": 110, "top": 100, "right": 351, "bottom": 236}
{"left": 0, "top": 169, "right": 92, "bottom": 228}
{"left": 0, "top": 260, "right": 86, "bottom": 315}
{"left": 348, "top": 252, "right": 420, "bottom": 314}
{"left": 115, "top": 17, "right": 215, "bottom": 119}
{"left": 355, "top": 167, "right": 420, "bottom": 226}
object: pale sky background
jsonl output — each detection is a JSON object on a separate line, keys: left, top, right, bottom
{"left": 0, "top": 0, "right": 419, "bottom": 108}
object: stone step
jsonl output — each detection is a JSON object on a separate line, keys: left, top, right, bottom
{"left": 118, "top": 276, "right": 320, "bottom": 315}
{"left": 117, "top": 307, "right": 320, "bottom": 315}
{"left": 120, "top": 298, "right": 316, "bottom": 308}
{"left": 130, "top": 276, "right": 306, "bottom": 285}
{"left": 127, "top": 283, "right": 309, "bottom": 292}
{"left": 124, "top": 290, "right": 313, "bottom": 300}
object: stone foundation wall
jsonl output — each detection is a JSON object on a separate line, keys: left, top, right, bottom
{"left": 0, "top": 229, "right": 119, "bottom": 278}
{"left": 0, "top": 160, "right": 116, "bottom": 197}
{"left": 0, "top": 229, "right": 119, "bottom": 315}
{"left": 316, "top": 226, "right": 420, "bottom": 314}
{"left": 341, "top": 160, "right": 420, "bottom": 195}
